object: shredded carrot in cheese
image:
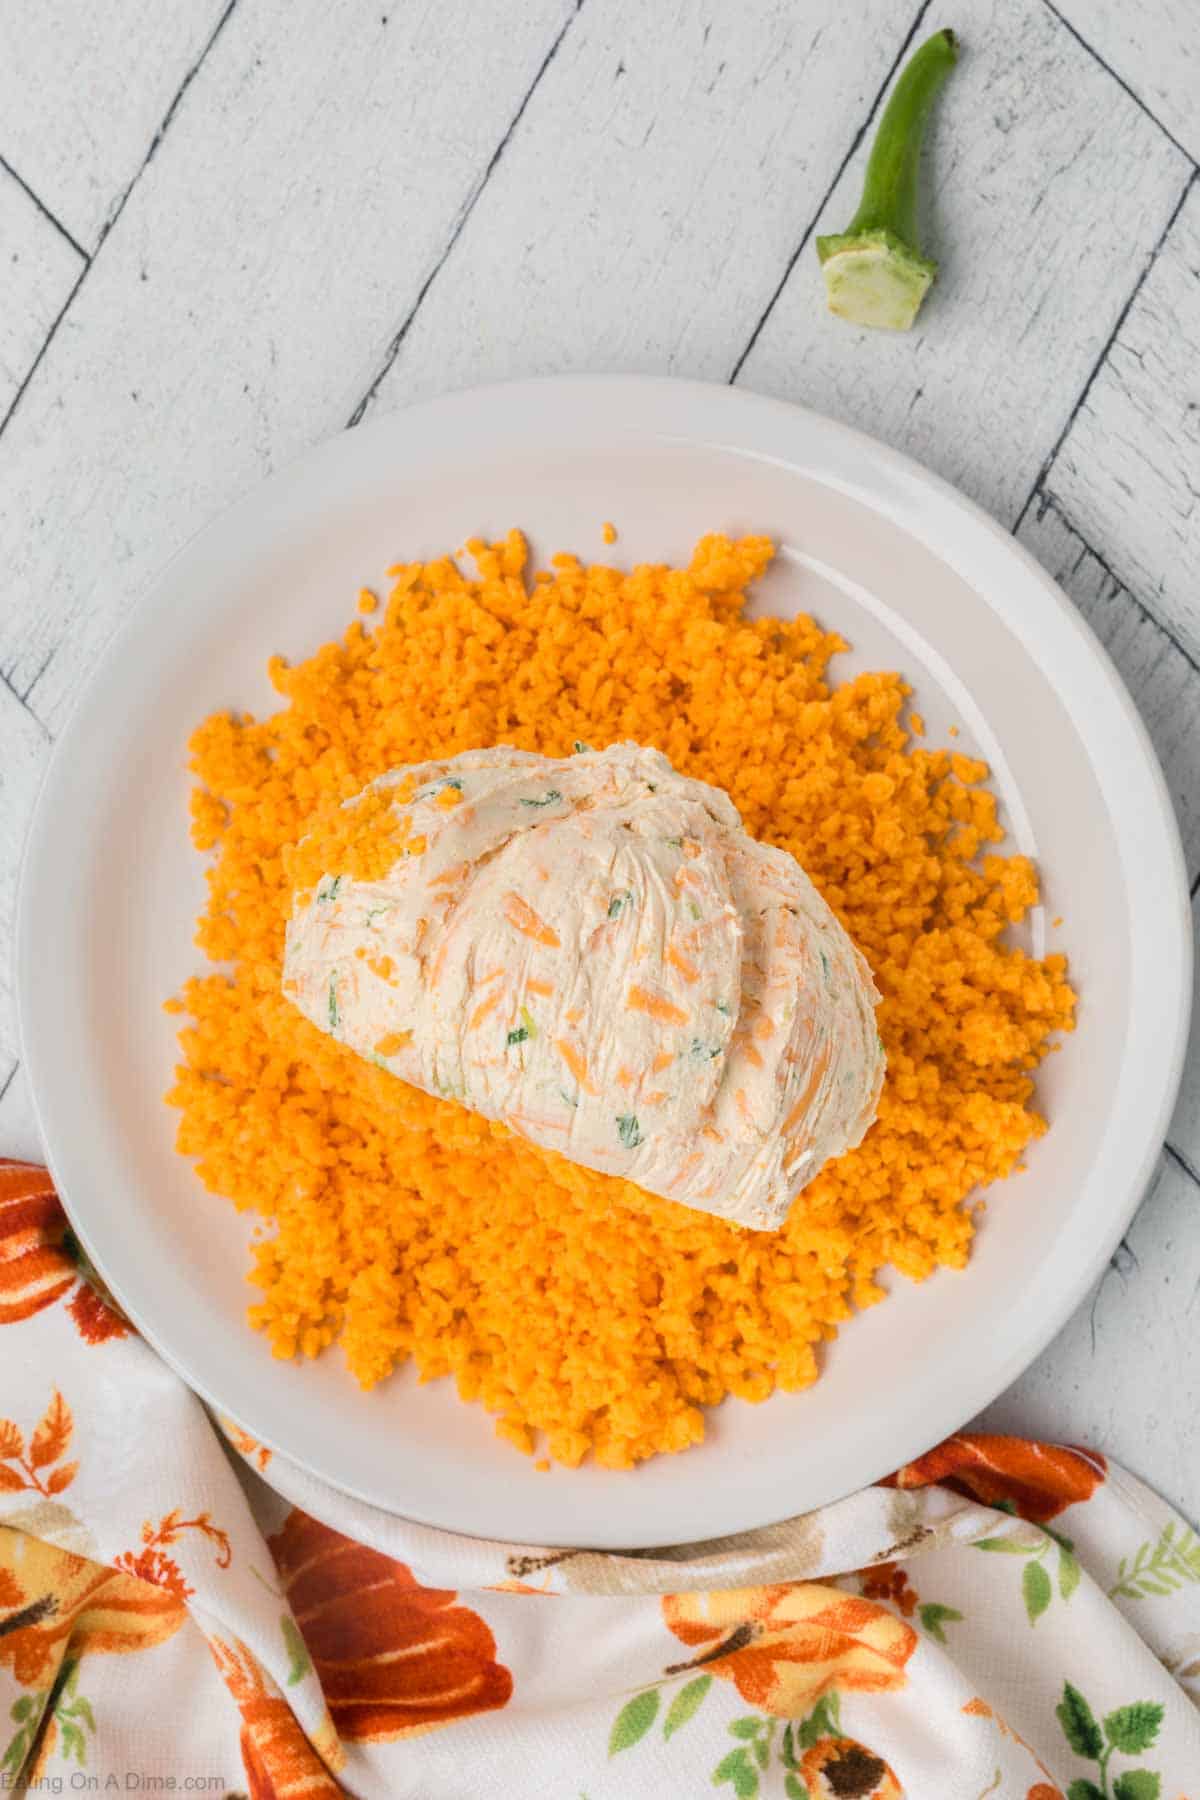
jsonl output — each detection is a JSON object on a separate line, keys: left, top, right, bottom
{"left": 665, "top": 945, "right": 700, "bottom": 983}
{"left": 469, "top": 991, "right": 503, "bottom": 1030}
{"left": 626, "top": 985, "right": 690, "bottom": 1026}
{"left": 555, "top": 1039, "right": 598, "bottom": 1096}
{"left": 503, "top": 893, "right": 560, "bottom": 947}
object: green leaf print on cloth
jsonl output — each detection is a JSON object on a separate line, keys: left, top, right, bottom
{"left": 1109, "top": 1523, "right": 1200, "bottom": 1601}
{"left": 605, "top": 1680, "right": 903, "bottom": 1799}
{"left": 609, "top": 1688, "right": 660, "bottom": 1755}
{"left": 611, "top": 1673, "right": 715, "bottom": 1761}
{"left": 1102, "top": 1703, "right": 1166, "bottom": 1756}
{"left": 1058, "top": 1684, "right": 1105, "bottom": 1761}
{"left": 663, "top": 1675, "right": 711, "bottom": 1740}
{"left": 976, "top": 1524, "right": 1083, "bottom": 1624}
{"left": 1057, "top": 1680, "right": 1164, "bottom": 1799}
{"left": 2, "top": 1657, "right": 96, "bottom": 1779}
{"left": 1, "top": 1692, "right": 44, "bottom": 1781}
{"left": 1023, "top": 1560, "right": 1052, "bottom": 1624}
{"left": 916, "top": 1602, "right": 964, "bottom": 1643}
{"left": 280, "top": 1612, "right": 311, "bottom": 1686}
{"left": 1111, "top": 1773, "right": 1162, "bottom": 1800}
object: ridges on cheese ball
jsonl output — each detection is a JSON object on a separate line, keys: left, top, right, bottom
{"left": 282, "top": 743, "right": 885, "bottom": 1230}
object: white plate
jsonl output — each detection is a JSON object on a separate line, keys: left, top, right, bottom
{"left": 17, "top": 377, "right": 1191, "bottom": 1548}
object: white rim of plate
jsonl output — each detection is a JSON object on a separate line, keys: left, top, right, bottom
{"left": 15, "top": 376, "right": 1193, "bottom": 1546}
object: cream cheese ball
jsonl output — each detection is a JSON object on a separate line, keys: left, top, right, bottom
{"left": 283, "top": 744, "right": 885, "bottom": 1230}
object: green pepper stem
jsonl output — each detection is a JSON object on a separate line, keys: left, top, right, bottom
{"left": 845, "top": 28, "right": 957, "bottom": 252}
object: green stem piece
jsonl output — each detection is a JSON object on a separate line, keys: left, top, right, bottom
{"left": 816, "top": 27, "right": 958, "bottom": 330}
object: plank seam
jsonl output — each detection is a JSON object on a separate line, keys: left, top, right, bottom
{"left": 0, "top": 0, "right": 240, "bottom": 450}
{"left": 1028, "top": 493, "right": 1200, "bottom": 683}
{"left": 1109, "top": 1233, "right": 1138, "bottom": 1278}
{"left": 727, "top": 0, "right": 933, "bottom": 384}
{"left": 12, "top": 644, "right": 59, "bottom": 713}
{"left": 0, "top": 153, "right": 89, "bottom": 261}
{"left": 348, "top": 0, "right": 586, "bottom": 428}
{"left": 1040, "top": 0, "right": 1199, "bottom": 171}
{"left": 0, "top": 262, "right": 87, "bottom": 444}
{"left": 107, "top": 0, "right": 241, "bottom": 226}
{"left": 1164, "top": 1141, "right": 1200, "bottom": 1191}
{"left": 0, "top": 666, "right": 52, "bottom": 738}
{"left": 1013, "top": 167, "right": 1199, "bottom": 533}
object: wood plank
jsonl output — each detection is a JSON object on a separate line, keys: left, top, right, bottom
{"left": 1048, "top": 0, "right": 1200, "bottom": 162}
{"left": 737, "top": 0, "right": 1190, "bottom": 528}
{"left": 0, "top": 0, "right": 576, "bottom": 731}
{"left": 0, "top": 686, "right": 52, "bottom": 1065}
{"left": 365, "top": 0, "right": 919, "bottom": 414}
{"left": 1018, "top": 497, "right": 1200, "bottom": 1218}
{"left": 0, "top": 164, "right": 83, "bottom": 418}
{"left": 0, "top": 1063, "right": 41, "bottom": 1164}
{"left": 1016, "top": 496, "right": 1200, "bottom": 884}
{"left": 975, "top": 1151, "right": 1200, "bottom": 1526}
{"left": 1166, "top": 894, "right": 1200, "bottom": 1183}
{"left": 1041, "top": 178, "right": 1200, "bottom": 663}
{"left": 0, "top": 0, "right": 228, "bottom": 251}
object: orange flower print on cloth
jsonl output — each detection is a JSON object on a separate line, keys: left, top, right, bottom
{"left": 66, "top": 1281, "right": 128, "bottom": 1346}
{"left": 0, "top": 1161, "right": 128, "bottom": 1342}
{"left": 113, "top": 1509, "right": 232, "bottom": 1601}
{"left": 662, "top": 1584, "right": 918, "bottom": 1717}
{"left": 0, "top": 1162, "right": 75, "bottom": 1324}
{"left": 210, "top": 1635, "right": 343, "bottom": 1799}
{"left": 801, "top": 1734, "right": 904, "bottom": 1798}
{"left": 0, "top": 1391, "right": 78, "bottom": 1498}
{"left": 241, "top": 1724, "right": 343, "bottom": 1800}
{"left": 269, "top": 1509, "right": 513, "bottom": 1741}
{"left": 0, "top": 1528, "right": 185, "bottom": 1689}
{"left": 887, "top": 1433, "right": 1105, "bottom": 1522}
{"left": 858, "top": 1562, "right": 918, "bottom": 1618}
{"left": 220, "top": 1416, "right": 273, "bottom": 1471}
{"left": 856, "top": 1561, "right": 968, "bottom": 1647}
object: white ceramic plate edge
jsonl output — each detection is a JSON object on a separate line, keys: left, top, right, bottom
{"left": 16, "top": 376, "right": 1193, "bottom": 1546}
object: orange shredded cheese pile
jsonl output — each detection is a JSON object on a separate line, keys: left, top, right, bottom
{"left": 168, "top": 531, "right": 1074, "bottom": 1469}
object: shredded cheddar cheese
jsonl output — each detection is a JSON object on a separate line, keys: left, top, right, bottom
{"left": 167, "top": 531, "right": 1074, "bottom": 1468}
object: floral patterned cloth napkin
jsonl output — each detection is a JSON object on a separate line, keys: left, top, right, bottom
{"left": 1, "top": 1161, "right": 1197, "bottom": 1800}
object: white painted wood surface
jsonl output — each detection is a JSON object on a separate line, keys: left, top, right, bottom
{"left": 738, "top": 0, "right": 1191, "bottom": 526}
{"left": 1044, "top": 176, "right": 1200, "bottom": 662}
{"left": 1049, "top": 0, "right": 1200, "bottom": 162}
{"left": 366, "top": 0, "right": 919, "bottom": 409}
{"left": 0, "top": 685, "right": 50, "bottom": 1067}
{"left": 1169, "top": 897, "right": 1200, "bottom": 1182}
{"left": 0, "top": 162, "right": 83, "bottom": 416}
{"left": 0, "top": 0, "right": 1196, "bottom": 1520}
{"left": 0, "top": 0, "right": 230, "bottom": 250}
{"left": 1015, "top": 496, "right": 1200, "bottom": 884}
{"left": 977, "top": 1151, "right": 1200, "bottom": 1521}
{"left": 0, "top": 0, "right": 575, "bottom": 725}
